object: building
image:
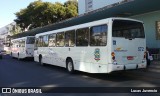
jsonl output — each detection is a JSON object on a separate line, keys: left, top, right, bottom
{"left": 78, "top": 0, "right": 123, "bottom": 15}
{"left": 0, "top": 26, "right": 8, "bottom": 50}
{"left": 0, "top": 22, "right": 16, "bottom": 51}
{"left": 78, "top": 0, "right": 160, "bottom": 49}
{"left": 10, "top": 0, "right": 160, "bottom": 52}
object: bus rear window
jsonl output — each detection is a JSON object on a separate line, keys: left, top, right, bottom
{"left": 112, "top": 20, "right": 145, "bottom": 38}
{"left": 26, "top": 37, "right": 35, "bottom": 44}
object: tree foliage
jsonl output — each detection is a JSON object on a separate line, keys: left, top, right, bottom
{"left": 6, "top": 24, "right": 22, "bottom": 36}
{"left": 14, "top": 0, "right": 78, "bottom": 31}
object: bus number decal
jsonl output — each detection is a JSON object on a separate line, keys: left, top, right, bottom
{"left": 94, "top": 48, "right": 100, "bottom": 62}
{"left": 138, "top": 47, "right": 144, "bottom": 51}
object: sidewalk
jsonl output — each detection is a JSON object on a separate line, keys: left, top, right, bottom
{"left": 148, "top": 60, "right": 160, "bottom": 73}
{"left": 123, "top": 60, "right": 160, "bottom": 80}
{"left": 151, "top": 60, "right": 160, "bottom": 65}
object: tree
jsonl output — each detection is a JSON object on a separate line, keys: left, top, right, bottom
{"left": 65, "top": 0, "right": 78, "bottom": 19}
{"left": 6, "top": 24, "right": 22, "bottom": 36}
{"left": 15, "top": 0, "right": 44, "bottom": 31}
{"left": 14, "top": 0, "right": 78, "bottom": 31}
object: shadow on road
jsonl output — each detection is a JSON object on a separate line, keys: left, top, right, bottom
{"left": 42, "top": 64, "right": 134, "bottom": 82}
{"left": 1, "top": 55, "right": 159, "bottom": 88}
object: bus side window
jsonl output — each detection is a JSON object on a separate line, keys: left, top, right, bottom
{"left": 22, "top": 40, "right": 25, "bottom": 47}
{"left": 76, "top": 28, "right": 89, "bottom": 46}
{"left": 49, "top": 34, "right": 56, "bottom": 47}
{"left": 19, "top": 39, "right": 25, "bottom": 47}
{"left": 42, "top": 35, "right": 49, "bottom": 47}
{"left": 17, "top": 41, "right": 20, "bottom": 47}
{"left": 38, "top": 36, "right": 43, "bottom": 47}
{"left": 35, "top": 38, "right": 38, "bottom": 50}
{"left": 90, "top": 25, "right": 107, "bottom": 46}
{"left": 56, "top": 32, "right": 65, "bottom": 47}
{"left": 65, "top": 30, "right": 75, "bottom": 47}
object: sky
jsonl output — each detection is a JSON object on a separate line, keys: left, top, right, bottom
{"left": 0, "top": 0, "right": 68, "bottom": 28}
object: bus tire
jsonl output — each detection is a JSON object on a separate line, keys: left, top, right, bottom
{"left": 11, "top": 52, "right": 13, "bottom": 59}
{"left": 0, "top": 55, "right": 2, "bottom": 59}
{"left": 66, "top": 59, "right": 74, "bottom": 74}
{"left": 39, "top": 55, "right": 44, "bottom": 66}
{"left": 18, "top": 53, "right": 20, "bottom": 60}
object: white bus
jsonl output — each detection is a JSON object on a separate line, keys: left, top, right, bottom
{"left": 34, "top": 17, "right": 146, "bottom": 73}
{"left": 10, "top": 36, "right": 35, "bottom": 59}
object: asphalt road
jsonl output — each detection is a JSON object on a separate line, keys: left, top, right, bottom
{"left": 0, "top": 55, "right": 160, "bottom": 96}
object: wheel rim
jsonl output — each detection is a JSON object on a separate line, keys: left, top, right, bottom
{"left": 68, "top": 62, "right": 73, "bottom": 72}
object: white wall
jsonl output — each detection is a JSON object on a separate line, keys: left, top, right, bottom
{"left": 78, "top": 0, "right": 123, "bottom": 15}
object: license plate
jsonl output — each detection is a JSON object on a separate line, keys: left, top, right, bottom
{"left": 127, "top": 56, "right": 134, "bottom": 60}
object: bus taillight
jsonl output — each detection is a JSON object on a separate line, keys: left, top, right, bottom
{"left": 111, "top": 52, "right": 117, "bottom": 64}
{"left": 111, "top": 52, "right": 115, "bottom": 60}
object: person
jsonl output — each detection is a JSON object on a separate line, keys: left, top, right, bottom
{"left": 146, "top": 47, "right": 153, "bottom": 67}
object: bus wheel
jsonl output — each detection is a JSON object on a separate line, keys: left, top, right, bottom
{"left": 11, "top": 52, "right": 13, "bottom": 59}
{"left": 0, "top": 55, "right": 2, "bottom": 59}
{"left": 18, "top": 53, "right": 20, "bottom": 60}
{"left": 66, "top": 59, "right": 74, "bottom": 74}
{"left": 39, "top": 56, "right": 44, "bottom": 66}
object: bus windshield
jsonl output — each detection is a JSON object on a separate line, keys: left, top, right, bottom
{"left": 26, "top": 37, "right": 35, "bottom": 44}
{"left": 112, "top": 20, "right": 145, "bottom": 39}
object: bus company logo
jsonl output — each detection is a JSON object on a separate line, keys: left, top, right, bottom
{"left": 114, "top": 47, "right": 127, "bottom": 52}
{"left": 94, "top": 48, "right": 100, "bottom": 62}
{"left": 116, "top": 47, "right": 122, "bottom": 51}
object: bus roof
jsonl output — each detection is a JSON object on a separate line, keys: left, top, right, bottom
{"left": 35, "top": 17, "right": 143, "bottom": 37}
{"left": 11, "top": 36, "right": 35, "bottom": 41}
